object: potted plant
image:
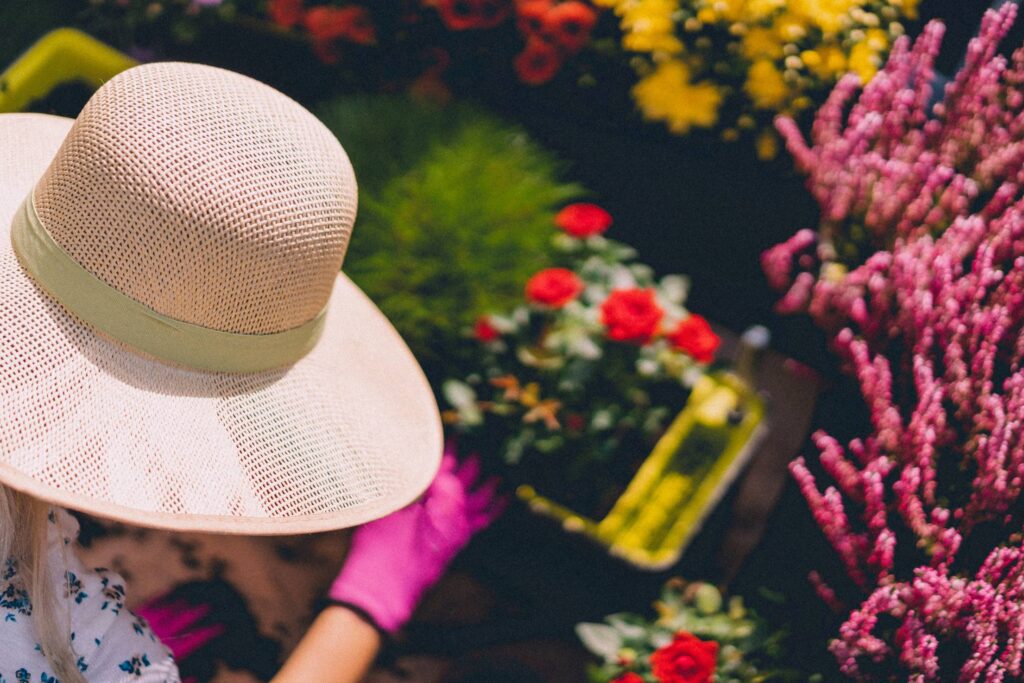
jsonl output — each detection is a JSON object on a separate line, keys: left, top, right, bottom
{"left": 577, "top": 578, "right": 805, "bottom": 682}
{"left": 444, "top": 202, "right": 766, "bottom": 569}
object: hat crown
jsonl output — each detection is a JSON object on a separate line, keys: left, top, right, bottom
{"left": 32, "top": 62, "right": 356, "bottom": 335}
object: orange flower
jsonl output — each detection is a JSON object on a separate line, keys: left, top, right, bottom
{"left": 514, "top": 37, "right": 563, "bottom": 85}
{"left": 490, "top": 374, "right": 523, "bottom": 401}
{"left": 523, "top": 398, "right": 562, "bottom": 430}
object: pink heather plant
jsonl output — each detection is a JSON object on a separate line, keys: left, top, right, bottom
{"left": 763, "top": 3, "right": 1024, "bottom": 341}
{"left": 765, "top": 4, "right": 1024, "bottom": 680}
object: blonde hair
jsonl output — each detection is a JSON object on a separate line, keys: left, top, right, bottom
{"left": 0, "top": 486, "right": 87, "bottom": 683}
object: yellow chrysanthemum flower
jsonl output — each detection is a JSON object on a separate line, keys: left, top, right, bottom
{"left": 742, "top": 26, "right": 784, "bottom": 60}
{"left": 849, "top": 31, "right": 888, "bottom": 83}
{"left": 890, "top": 0, "right": 920, "bottom": 19}
{"left": 745, "top": 59, "right": 789, "bottom": 109}
{"left": 745, "top": 0, "right": 787, "bottom": 21}
{"left": 864, "top": 27, "right": 890, "bottom": 51}
{"left": 756, "top": 129, "right": 779, "bottom": 160}
{"left": 620, "top": 0, "right": 684, "bottom": 54}
{"left": 632, "top": 59, "right": 724, "bottom": 133}
{"left": 624, "top": 31, "right": 686, "bottom": 53}
{"left": 773, "top": 13, "right": 808, "bottom": 42}
{"left": 790, "top": 0, "right": 858, "bottom": 35}
{"left": 802, "top": 44, "right": 846, "bottom": 79}
{"left": 696, "top": 7, "right": 719, "bottom": 24}
{"left": 704, "top": 0, "right": 746, "bottom": 22}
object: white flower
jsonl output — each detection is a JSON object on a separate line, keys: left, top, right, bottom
{"left": 487, "top": 314, "right": 519, "bottom": 334}
{"left": 659, "top": 274, "right": 690, "bottom": 304}
{"left": 591, "top": 409, "right": 614, "bottom": 431}
{"left": 569, "top": 334, "right": 603, "bottom": 360}
{"left": 629, "top": 263, "right": 654, "bottom": 284}
{"left": 637, "top": 358, "right": 660, "bottom": 376}
{"left": 609, "top": 263, "right": 638, "bottom": 289}
{"left": 443, "top": 379, "right": 476, "bottom": 409}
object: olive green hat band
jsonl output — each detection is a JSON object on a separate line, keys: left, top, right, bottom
{"left": 10, "top": 194, "right": 328, "bottom": 373}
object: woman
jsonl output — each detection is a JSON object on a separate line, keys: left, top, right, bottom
{"left": 0, "top": 61, "right": 499, "bottom": 682}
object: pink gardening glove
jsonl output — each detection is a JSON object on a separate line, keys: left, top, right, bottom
{"left": 328, "top": 444, "right": 505, "bottom": 634}
{"left": 137, "top": 595, "right": 225, "bottom": 683}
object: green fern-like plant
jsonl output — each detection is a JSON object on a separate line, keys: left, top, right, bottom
{"left": 317, "top": 95, "right": 583, "bottom": 383}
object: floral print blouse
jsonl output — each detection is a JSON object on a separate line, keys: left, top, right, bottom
{"left": 0, "top": 509, "right": 180, "bottom": 683}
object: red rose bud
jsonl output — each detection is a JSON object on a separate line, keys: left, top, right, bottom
{"left": 565, "top": 413, "right": 587, "bottom": 432}
{"left": 515, "top": 0, "right": 552, "bottom": 36}
{"left": 312, "top": 39, "right": 341, "bottom": 65}
{"left": 667, "top": 314, "right": 720, "bottom": 363}
{"left": 268, "top": 0, "right": 305, "bottom": 28}
{"left": 436, "top": 0, "right": 512, "bottom": 30}
{"left": 514, "top": 37, "right": 563, "bottom": 85}
{"left": 555, "top": 202, "right": 613, "bottom": 238}
{"left": 601, "top": 288, "right": 664, "bottom": 344}
{"left": 611, "top": 674, "right": 644, "bottom": 683}
{"left": 542, "top": 1, "right": 596, "bottom": 53}
{"left": 525, "top": 268, "right": 584, "bottom": 308}
{"left": 474, "top": 317, "right": 501, "bottom": 342}
{"left": 304, "top": 5, "right": 376, "bottom": 44}
{"left": 650, "top": 632, "right": 718, "bottom": 683}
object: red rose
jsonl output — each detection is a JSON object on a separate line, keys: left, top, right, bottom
{"left": 436, "top": 0, "right": 512, "bottom": 30}
{"left": 304, "top": 5, "right": 376, "bottom": 44}
{"left": 515, "top": 0, "right": 552, "bottom": 36}
{"left": 601, "top": 288, "right": 663, "bottom": 344}
{"left": 650, "top": 632, "right": 718, "bottom": 683}
{"left": 268, "top": 0, "right": 305, "bottom": 27}
{"left": 555, "top": 202, "right": 612, "bottom": 238}
{"left": 474, "top": 317, "right": 501, "bottom": 342}
{"left": 666, "top": 314, "right": 720, "bottom": 363}
{"left": 542, "top": 1, "right": 596, "bottom": 53}
{"left": 514, "top": 37, "right": 563, "bottom": 85}
{"left": 612, "top": 674, "right": 644, "bottom": 683}
{"left": 525, "top": 268, "right": 583, "bottom": 308}
{"left": 565, "top": 413, "right": 586, "bottom": 432}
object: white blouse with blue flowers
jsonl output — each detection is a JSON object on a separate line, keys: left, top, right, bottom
{"left": 0, "top": 509, "right": 180, "bottom": 683}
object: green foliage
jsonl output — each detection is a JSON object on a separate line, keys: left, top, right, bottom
{"left": 317, "top": 95, "right": 583, "bottom": 382}
{"left": 578, "top": 579, "right": 805, "bottom": 683}
{"left": 316, "top": 96, "right": 484, "bottom": 196}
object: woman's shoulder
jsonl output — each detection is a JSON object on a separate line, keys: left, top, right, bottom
{"left": 0, "top": 509, "right": 181, "bottom": 683}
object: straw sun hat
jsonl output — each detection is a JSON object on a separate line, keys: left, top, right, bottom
{"left": 0, "top": 62, "right": 442, "bottom": 534}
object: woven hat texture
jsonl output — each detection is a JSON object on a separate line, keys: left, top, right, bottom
{"left": 0, "top": 63, "right": 442, "bottom": 534}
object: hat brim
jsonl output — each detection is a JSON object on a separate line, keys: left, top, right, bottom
{"left": 0, "top": 113, "right": 443, "bottom": 534}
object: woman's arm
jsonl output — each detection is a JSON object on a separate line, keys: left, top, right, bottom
{"left": 270, "top": 447, "right": 503, "bottom": 683}
{"left": 272, "top": 605, "right": 381, "bottom": 683}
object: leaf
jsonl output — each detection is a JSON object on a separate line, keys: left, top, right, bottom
{"left": 607, "top": 614, "right": 649, "bottom": 641}
{"left": 576, "top": 623, "right": 623, "bottom": 662}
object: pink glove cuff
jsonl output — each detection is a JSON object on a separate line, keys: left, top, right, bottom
{"left": 327, "top": 567, "right": 415, "bottom": 635}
